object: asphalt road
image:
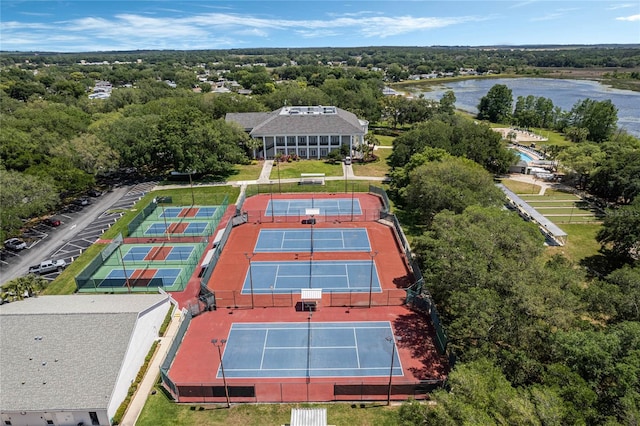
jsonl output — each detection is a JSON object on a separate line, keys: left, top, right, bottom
{"left": 0, "top": 186, "right": 132, "bottom": 285}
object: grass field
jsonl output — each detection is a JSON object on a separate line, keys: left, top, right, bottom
{"left": 500, "top": 179, "right": 542, "bottom": 194}
{"left": 137, "top": 384, "right": 402, "bottom": 426}
{"left": 226, "top": 161, "right": 264, "bottom": 181}
{"left": 352, "top": 148, "right": 392, "bottom": 177}
{"left": 546, "top": 223, "right": 602, "bottom": 262}
{"left": 518, "top": 192, "right": 579, "bottom": 201}
{"left": 270, "top": 160, "right": 344, "bottom": 179}
{"left": 375, "top": 135, "right": 395, "bottom": 147}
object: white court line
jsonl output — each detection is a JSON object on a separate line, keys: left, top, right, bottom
{"left": 353, "top": 328, "right": 361, "bottom": 368}
{"left": 266, "top": 345, "right": 357, "bottom": 350}
{"left": 259, "top": 330, "right": 269, "bottom": 370}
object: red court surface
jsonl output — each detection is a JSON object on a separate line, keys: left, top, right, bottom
{"left": 168, "top": 305, "right": 448, "bottom": 403}
{"left": 164, "top": 193, "right": 449, "bottom": 403}
{"left": 144, "top": 246, "right": 172, "bottom": 261}
{"left": 208, "top": 193, "right": 412, "bottom": 308}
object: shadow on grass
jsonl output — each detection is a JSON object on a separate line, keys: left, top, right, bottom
{"left": 580, "top": 250, "right": 631, "bottom": 278}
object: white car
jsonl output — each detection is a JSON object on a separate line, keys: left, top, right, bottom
{"left": 4, "top": 238, "right": 27, "bottom": 251}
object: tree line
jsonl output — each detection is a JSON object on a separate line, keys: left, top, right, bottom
{"left": 386, "top": 145, "right": 639, "bottom": 425}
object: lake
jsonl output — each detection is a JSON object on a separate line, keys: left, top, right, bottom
{"left": 409, "top": 78, "right": 640, "bottom": 137}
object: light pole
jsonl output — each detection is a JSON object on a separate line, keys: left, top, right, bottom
{"left": 188, "top": 171, "right": 195, "bottom": 206}
{"left": 351, "top": 182, "right": 355, "bottom": 222}
{"left": 211, "top": 338, "right": 231, "bottom": 408}
{"left": 386, "top": 335, "right": 401, "bottom": 406}
{"left": 368, "top": 251, "right": 378, "bottom": 308}
{"left": 277, "top": 159, "right": 281, "bottom": 193}
{"left": 161, "top": 202, "right": 170, "bottom": 241}
{"left": 307, "top": 310, "right": 313, "bottom": 401}
{"left": 245, "top": 253, "right": 255, "bottom": 309}
{"left": 310, "top": 214, "right": 315, "bottom": 255}
{"left": 270, "top": 183, "right": 275, "bottom": 222}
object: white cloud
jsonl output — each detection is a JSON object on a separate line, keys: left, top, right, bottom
{"left": 607, "top": 3, "right": 636, "bottom": 10}
{"left": 616, "top": 14, "right": 640, "bottom": 21}
{"left": 531, "top": 12, "right": 565, "bottom": 22}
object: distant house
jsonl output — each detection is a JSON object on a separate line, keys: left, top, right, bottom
{"left": 226, "top": 105, "right": 368, "bottom": 159}
{"left": 0, "top": 294, "right": 173, "bottom": 426}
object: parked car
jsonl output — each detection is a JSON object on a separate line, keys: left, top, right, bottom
{"left": 4, "top": 238, "right": 27, "bottom": 251}
{"left": 43, "top": 217, "right": 61, "bottom": 227}
{"left": 73, "top": 197, "right": 90, "bottom": 206}
{"left": 28, "top": 259, "right": 67, "bottom": 275}
{"left": 87, "top": 189, "right": 102, "bottom": 197}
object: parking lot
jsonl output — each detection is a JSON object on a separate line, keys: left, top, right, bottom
{"left": 0, "top": 181, "right": 158, "bottom": 285}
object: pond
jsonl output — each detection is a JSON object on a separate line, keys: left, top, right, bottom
{"left": 409, "top": 78, "right": 640, "bottom": 137}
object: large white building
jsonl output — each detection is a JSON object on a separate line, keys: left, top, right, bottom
{"left": 0, "top": 293, "right": 173, "bottom": 426}
{"left": 226, "top": 105, "right": 368, "bottom": 159}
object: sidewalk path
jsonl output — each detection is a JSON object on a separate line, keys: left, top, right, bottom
{"left": 120, "top": 306, "right": 184, "bottom": 426}
{"left": 257, "top": 160, "right": 274, "bottom": 183}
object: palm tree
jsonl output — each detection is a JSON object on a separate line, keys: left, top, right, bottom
{"left": 1, "top": 275, "right": 48, "bottom": 301}
{"left": 364, "top": 132, "right": 379, "bottom": 161}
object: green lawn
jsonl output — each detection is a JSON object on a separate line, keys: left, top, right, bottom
{"left": 546, "top": 223, "right": 602, "bottom": 262}
{"left": 352, "top": 149, "right": 392, "bottom": 177}
{"left": 519, "top": 192, "right": 579, "bottom": 201}
{"left": 529, "top": 207, "right": 594, "bottom": 215}
{"left": 526, "top": 201, "right": 587, "bottom": 208}
{"left": 500, "top": 179, "right": 542, "bottom": 194}
{"left": 375, "top": 135, "right": 395, "bottom": 147}
{"left": 137, "top": 384, "right": 402, "bottom": 426}
{"left": 270, "top": 160, "right": 344, "bottom": 179}
{"left": 226, "top": 161, "right": 265, "bottom": 181}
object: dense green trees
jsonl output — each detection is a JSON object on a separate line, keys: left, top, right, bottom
{"left": 388, "top": 114, "right": 516, "bottom": 174}
{"left": 477, "top": 84, "right": 513, "bottom": 123}
{"left": 0, "top": 169, "right": 59, "bottom": 238}
{"left": 596, "top": 199, "right": 640, "bottom": 264}
{"left": 566, "top": 99, "right": 618, "bottom": 143}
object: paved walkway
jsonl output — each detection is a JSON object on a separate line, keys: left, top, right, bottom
{"left": 257, "top": 159, "right": 274, "bottom": 183}
{"left": 121, "top": 306, "right": 184, "bottom": 426}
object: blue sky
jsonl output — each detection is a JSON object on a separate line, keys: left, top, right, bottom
{"left": 1, "top": 1, "right": 638, "bottom": 52}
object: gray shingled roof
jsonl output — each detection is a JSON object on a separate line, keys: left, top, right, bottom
{"left": 0, "top": 294, "right": 168, "bottom": 411}
{"left": 225, "top": 112, "right": 273, "bottom": 131}
{"left": 226, "top": 107, "right": 365, "bottom": 137}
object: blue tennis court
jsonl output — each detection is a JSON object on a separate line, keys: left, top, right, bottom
{"left": 254, "top": 228, "right": 371, "bottom": 252}
{"left": 242, "top": 260, "right": 380, "bottom": 294}
{"left": 122, "top": 245, "right": 196, "bottom": 262}
{"left": 218, "top": 322, "right": 403, "bottom": 378}
{"left": 265, "top": 198, "right": 362, "bottom": 216}
{"left": 143, "top": 221, "right": 211, "bottom": 236}
{"left": 158, "top": 206, "right": 218, "bottom": 218}
{"left": 101, "top": 267, "right": 183, "bottom": 287}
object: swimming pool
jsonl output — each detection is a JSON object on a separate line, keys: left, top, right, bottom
{"left": 511, "top": 149, "right": 534, "bottom": 162}
{"left": 519, "top": 151, "right": 534, "bottom": 162}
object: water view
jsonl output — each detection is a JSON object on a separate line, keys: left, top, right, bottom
{"left": 411, "top": 78, "right": 640, "bottom": 137}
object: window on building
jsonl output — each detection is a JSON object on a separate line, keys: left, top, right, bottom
{"left": 310, "top": 149, "right": 317, "bottom": 157}
{"left": 276, "top": 136, "right": 285, "bottom": 146}
{"left": 287, "top": 136, "right": 296, "bottom": 145}
{"left": 320, "top": 148, "right": 328, "bottom": 156}
{"left": 299, "top": 149, "right": 307, "bottom": 157}
{"left": 89, "top": 412, "right": 99, "bottom": 426}
{"left": 331, "top": 135, "right": 340, "bottom": 145}
{"left": 320, "top": 136, "right": 329, "bottom": 145}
